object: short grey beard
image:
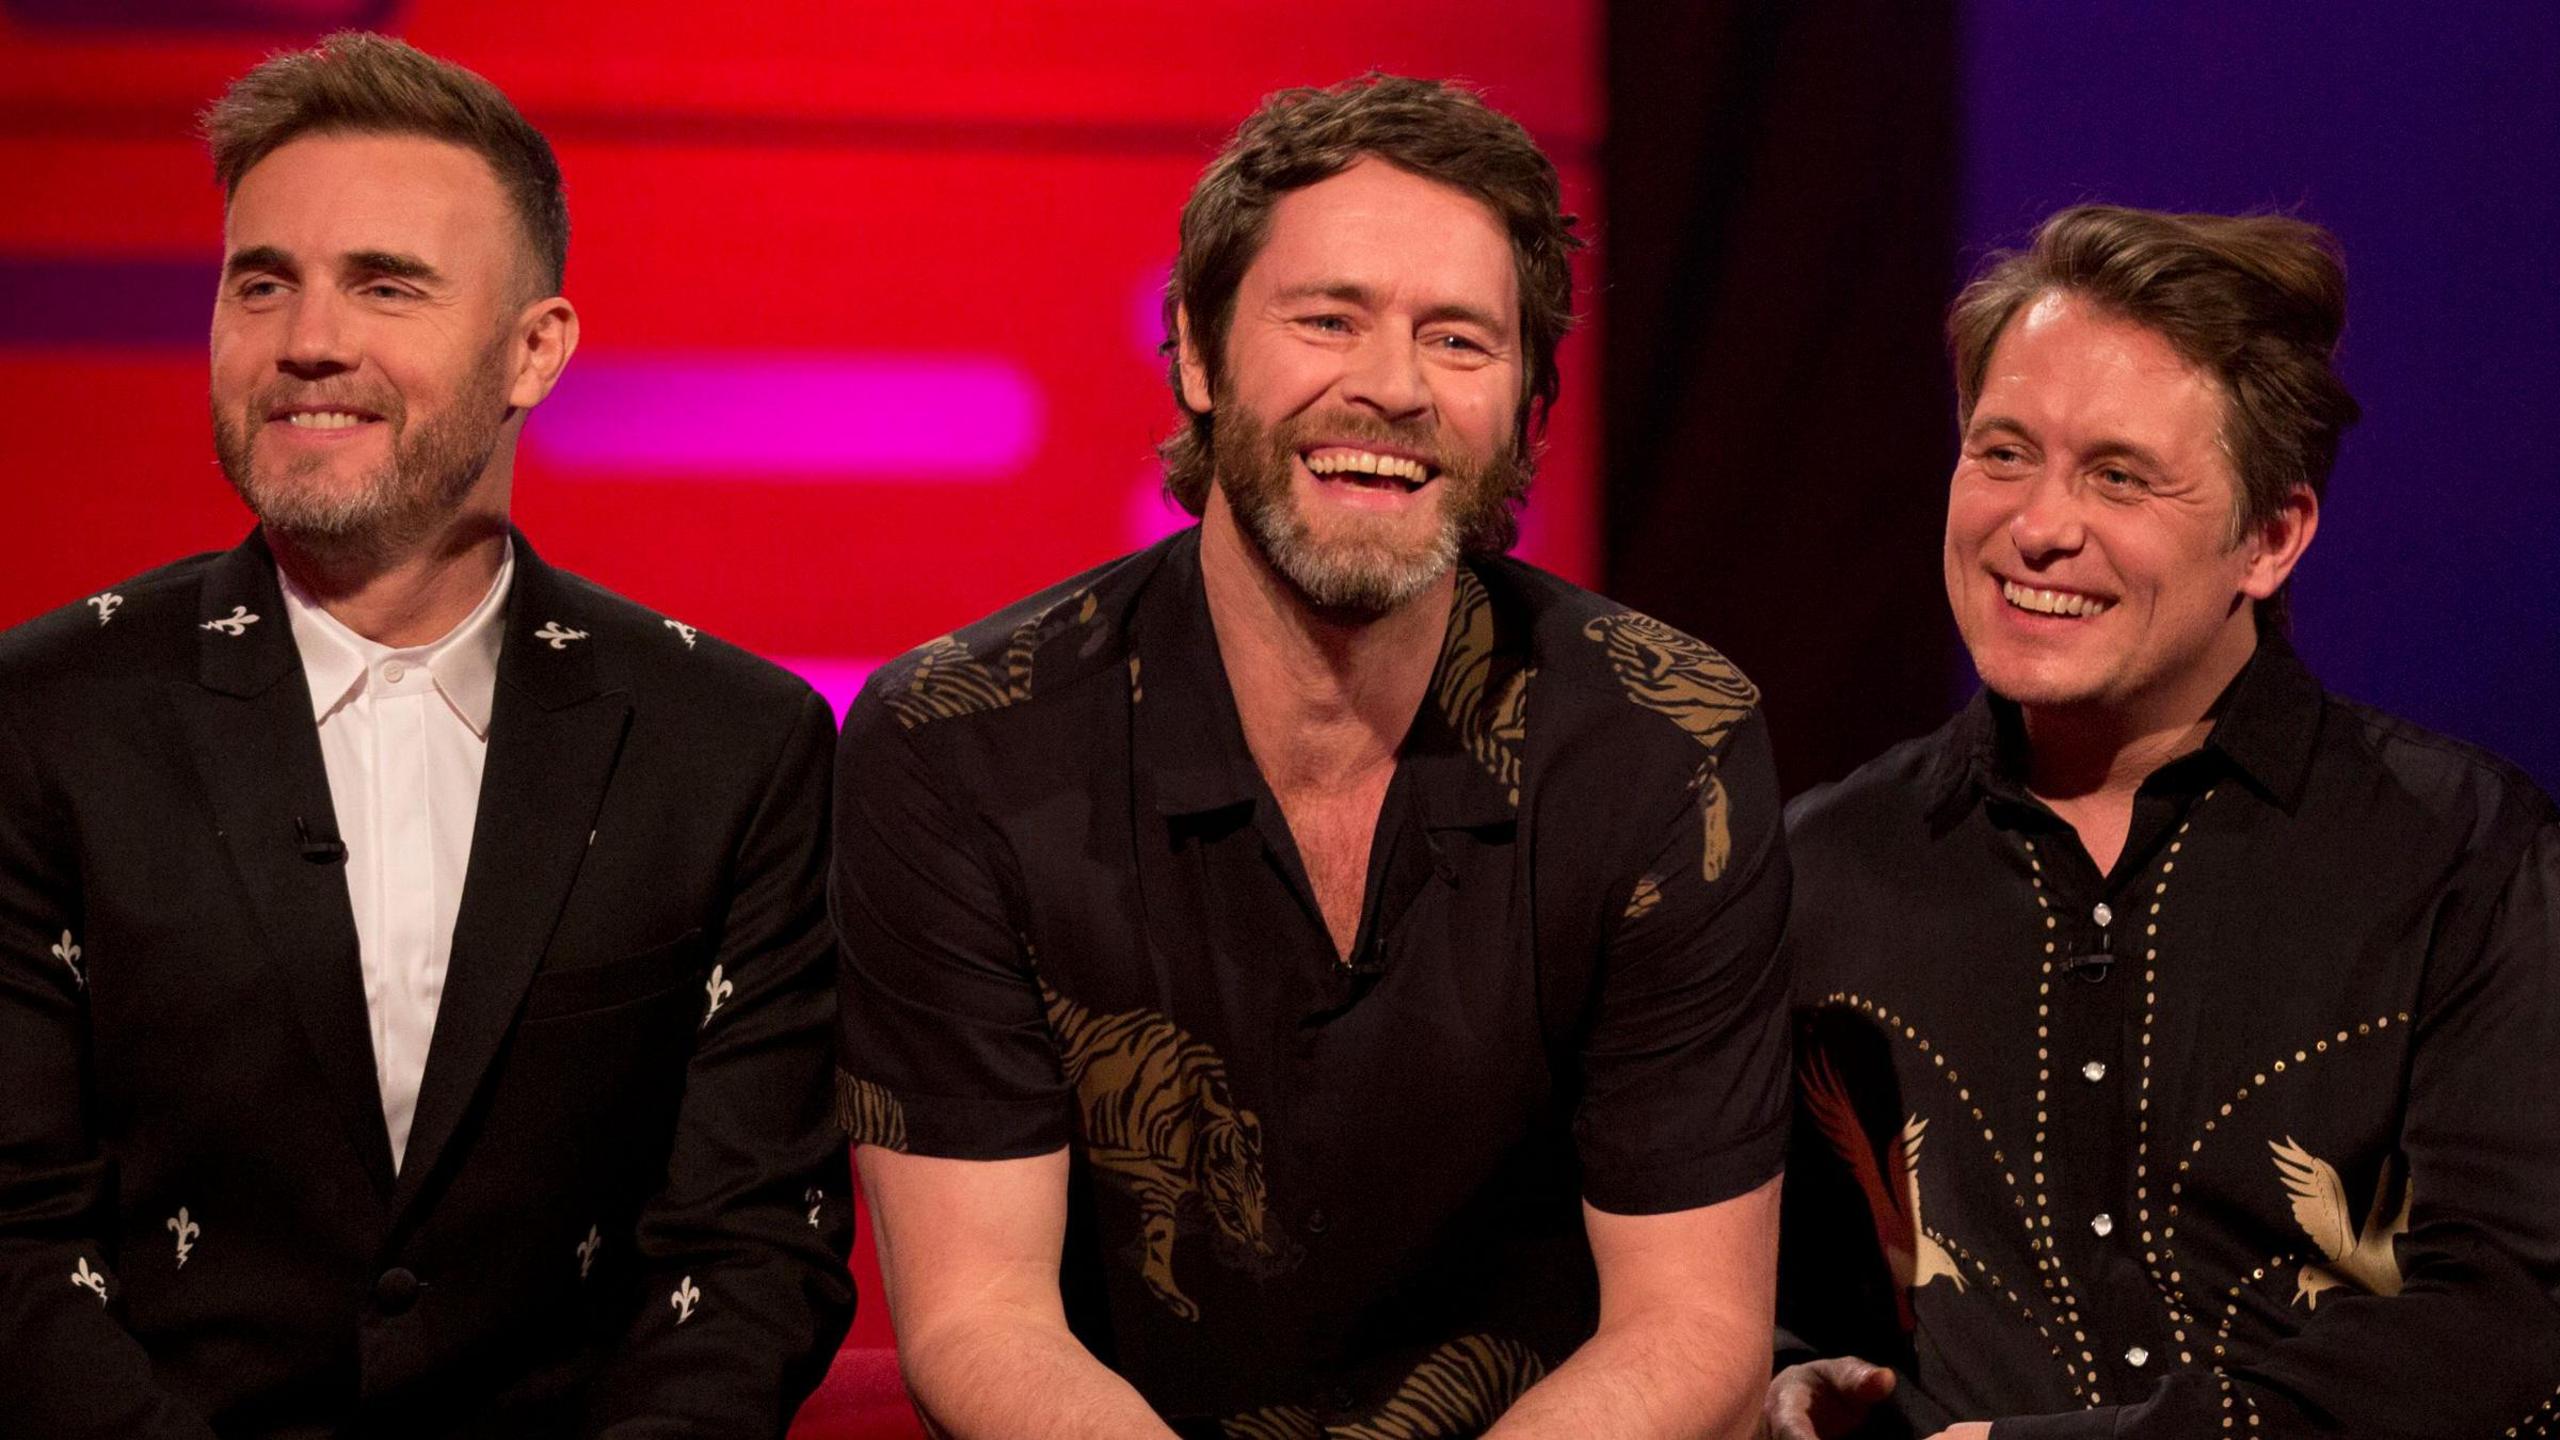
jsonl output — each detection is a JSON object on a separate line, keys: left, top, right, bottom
{"left": 213, "top": 347, "right": 514, "bottom": 568}
{"left": 1211, "top": 402, "right": 1516, "bottom": 618}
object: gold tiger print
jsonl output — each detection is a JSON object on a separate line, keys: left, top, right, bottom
{"left": 1622, "top": 872, "right": 1664, "bottom": 922}
{"left": 885, "top": 589, "right": 1099, "bottom": 730}
{"left": 1582, "top": 611, "right": 1758, "bottom": 881}
{"left": 835, "top": 1069, "right": 910, "bottom": 1152}
{"left": 1040, "top": 981, "right": 1278, "bottom": 1322}
{"left": 1435, "top": 570, "right": 1531, "bottom": 808}
{"left": 1220, "top": 1334, "right": 1550, "bottom": 1439}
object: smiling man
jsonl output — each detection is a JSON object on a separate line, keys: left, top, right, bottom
{"left": 834, "top": 75, "right": 1790, "bottom": 1438}
{"left": 0, "top": 33, "right": 851, "bottom": 1437}
{"left": 1767, "top": 206, "right": 2560, "bottom": 1438}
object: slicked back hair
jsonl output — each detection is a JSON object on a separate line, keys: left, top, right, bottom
{"left": 204, "top": 31, "right": 567, "bottom": 297}
{"left": 1159, "top": 73, "right": 1583, "bottom": 520}
{"left": 1948, "top": 204, "right": 2360, "bottom": 627}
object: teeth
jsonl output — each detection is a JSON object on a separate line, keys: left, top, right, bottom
{"left": 1303, "top": 449, "right": 1430, "bottom": 484}
{"left": 285, "top": 411, "right": 368, "bottom": 430}
{"left": 2002, "top": 580, "right": 2111, "bottom": 617}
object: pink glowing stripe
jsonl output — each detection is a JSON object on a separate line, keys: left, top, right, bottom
{"left": 773, "top": 657, "right": 883, "bottom": 722}
{"left": 533, "top": 354, "right": 1041, "bottom": 480}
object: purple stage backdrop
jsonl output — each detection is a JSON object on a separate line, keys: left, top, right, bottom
{"left": 1961, "top": 0, "right": 2560, "bottom": 790}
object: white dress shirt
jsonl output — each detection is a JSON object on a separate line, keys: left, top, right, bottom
{"left": 282, "top": 544, "right": 513, "bottom": 1171}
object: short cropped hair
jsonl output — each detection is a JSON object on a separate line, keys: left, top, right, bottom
{"left": 1159, "top": 73, "right": 1583, "bottom": 515}
{"left": 1949, "top": 204, "right": 2360, "bottom": 625}
{"left": 203, "top": 31, "right": 568, "bottom": 296}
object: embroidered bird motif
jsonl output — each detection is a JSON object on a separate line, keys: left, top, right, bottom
{"left": 200, "top": 606, "right": 259, "bottom": 636}
{"left": 87, "top": 592, "right": 123, "bottom": 626}
{"left": 50, "top": 931, "right": 84, "bottom": 989}
{"left": 1802, "top": 1049, "right": 1966, "bottom": 1329}
{"left": 670, "top": 1275, "right": 701, "bottom": 1324}
{"left": 70, "top": 1257, "right": 108, "bottom": 1303}
{"left": 662, "top": 618, "right": 698, "bottom": 650}
{"left": 576, "top": 1225, "right": 600, "bottom": 1280}
{"left": 166, "top": 1208, "right": 199, "bottom": 1268}
{"left": 2270, "top": 1138, "right": 2409, "bottom": 1308}
{"left": 703, "top": 965, "right": 733, "bottom": 1027}
{"left": 533, "top": 621, "right": 589, "bottom": 650}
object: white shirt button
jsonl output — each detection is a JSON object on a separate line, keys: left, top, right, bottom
{"left": 2083, "top": 1060, "right": 2108, "bottom": 1082}
{"left": 2092, "top": 902, "right": 2113, "bottom": 926}
{"left": 2125, "top": 1345, "right": 2150, "bottom": 1367}
{"left": 2091, "top": 1213, "right": 2115, "bottom": 1237}
{"left": 382, "top": 661, "right": 407, "bottom": 684}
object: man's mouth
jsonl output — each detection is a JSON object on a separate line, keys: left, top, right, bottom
{"left": 269, "top": 406, "right": 384, "bottom": 431}
{"left": 2001, "top": 579, "right": 2113, "bottom": 618}
{"left": 1302, "top": 446, "right": 1436, "bottom": 493}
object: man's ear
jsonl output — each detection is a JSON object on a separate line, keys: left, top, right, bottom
{"left": 505, "top": 294, "right": 580, "bottom": 411}
{"left": 2238, "top": 483, "right": 2320, "bottom": 601}
{"left": 1176, "top": 302, "right": 1214, "bottom": 415}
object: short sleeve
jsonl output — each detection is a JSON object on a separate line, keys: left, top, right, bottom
{"left": 830, "top": 686, "right": 1072, "bottom": 1159}
{"left": 1573, "top": 709, "right": 1794, "bottom": 1214}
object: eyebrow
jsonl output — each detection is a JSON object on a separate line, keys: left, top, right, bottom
{"left": 219, "top": 246, "right": 446, "bottom": 286}
{"left": 1271, "top": 281, "right": 1513, "bottom": 339}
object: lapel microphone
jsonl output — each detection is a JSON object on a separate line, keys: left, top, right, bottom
{"left": 295, "top": 817, "right": 348, "bottom": 866}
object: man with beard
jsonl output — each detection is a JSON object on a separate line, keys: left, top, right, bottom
{"left": 0, "top": 34, "right": 852, "bottom": 1437}
{"left": 834, "top": 75, "right": 1791, "bottom": 1438}
{"left": 1764, "top": 207, "right": 2560, "bottom": 1439}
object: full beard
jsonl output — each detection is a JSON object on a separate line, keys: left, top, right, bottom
{"left": 1213, "top": 403, "right": 1530, "bottom": 617}
{"left": 213, "top": 341, "right": 516, "bottom": 569}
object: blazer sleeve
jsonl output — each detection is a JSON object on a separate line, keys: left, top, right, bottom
{"left": 581, "top": 685, "right": 858, "bottom": 1438}
{"left": 0, "top": 703, "right": 221, "bottom": 1439}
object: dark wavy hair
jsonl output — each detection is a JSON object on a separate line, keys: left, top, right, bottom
{"left": 1158, "top": 73, "right": 1583, "bottom": 517}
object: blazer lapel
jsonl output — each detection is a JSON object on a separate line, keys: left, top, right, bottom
{"left": 168, "top": 531, "right": 398, "bottom": 1197}
{"left": 392, "top": 534, "right": 631, "bottom": 1217}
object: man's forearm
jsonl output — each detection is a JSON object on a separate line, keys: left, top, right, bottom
{"left": 1483, "top": 1305, "right": 1768, "bottom": 1440}
{"left": 899, "top": 1304, "right": 1179, "bottom": 1440}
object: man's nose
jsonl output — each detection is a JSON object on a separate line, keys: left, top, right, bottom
{"left": 1340, "top": 328, "right": 1431, "bottom": 422}
{"left": 276, "top": 290, "right": 356, "bottom": 377}
{"left": 2008, "top": 467, "right": 2087, "bottom": 560}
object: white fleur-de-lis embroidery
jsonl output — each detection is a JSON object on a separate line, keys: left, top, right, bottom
{"left": 576, "top": 1225, "right": 601, "bottom": 1280}
{"left": 87, "top": 593, "right": 124, "bottom": 626}
{"left": 70, "top": 1257, "right": 107, "bottom": 1303}
{"left": 703, "top": 965, "right": 733, "bottom": 1027}
{"left": 804, "top": 1188, "right": 824, "bottom": 1230}
{"left": 167, "top": 1208, "right": 199, "bottom": 1268}
{"left": 534, "top": 621, "right": 589, "bottom": 650}
{"left": 51, "top": 930, "right": 85, "bottom": 989}
{"left": 200, "top": 606, "right": 259, "bottom": 636}
{"left": 662, "top": 618, "right": 698, "bottom": 650}
{"left": 670, "top": 1275, "right": 701, "bottom": 1324}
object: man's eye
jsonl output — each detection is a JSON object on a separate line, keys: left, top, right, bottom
{"left": 237, "top": 279, "right": 284, "bottom": 299}
{"left": 1300, "top": 314, "right": 1352, "bottom": 334}
{"left": 1429, "top": 333, "right": 1487, "bottom": 355}
{"left": 2097, "top": 466, "right": 2146, "bottom": 490}
{"left": 360, "top": 283, "right": 413, "bottom": 300}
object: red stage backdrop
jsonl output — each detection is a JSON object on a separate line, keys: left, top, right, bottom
{"left": 0, "top": 0, "right": 1602, "bottom": 724}
{"left": 0, "top": 0, "right": 1599, "bottom": 1402}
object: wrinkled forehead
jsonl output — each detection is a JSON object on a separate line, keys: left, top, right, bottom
{"left": 1980, "top": 291, "right": 2231, "bottom": 457}
{"left": 225, "top": 130, "right": 528, "bottom": 290}
{"left": 1245, "top": 160, "right": 1520, "bottom": 323}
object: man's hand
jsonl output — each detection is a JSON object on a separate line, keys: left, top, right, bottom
{"left": 1763, "top": 1357, "right": 1896, "bottom": 1440}
{"left": 1923, "top": 1426, "right": 1992, "bottom": 1440}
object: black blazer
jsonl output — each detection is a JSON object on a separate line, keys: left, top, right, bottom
{"left": 0, "top": 530, "right": 854, "bottom": 1438}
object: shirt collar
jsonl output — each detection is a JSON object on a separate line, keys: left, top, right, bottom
{"left": 1128, "top": 530, "right": 1520, "bottom": 831}
{"left": 1923, "top": 625, "right": 2327, "bottom": 827}
{"left": 279, "top": 539, "right": 516, "bottom": 738}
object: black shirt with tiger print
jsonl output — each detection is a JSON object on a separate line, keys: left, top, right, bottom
{"left": 833, "top": 527, "right": 1792, "bottom": 1435}
{"left": 1774, "top": 633, "right": 2560, "bottom": 1439}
